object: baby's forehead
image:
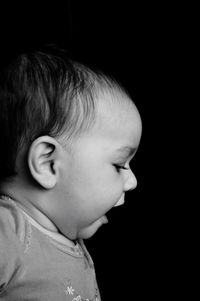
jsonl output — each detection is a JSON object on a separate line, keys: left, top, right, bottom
{"left": 69, "top": 91, "right": 141, "bottom": 156}
{"left": 95, "top": 91, "right": 139, "bottom": 122}
{"left": 92, "top": 92, "right": 141, "bottom": 139}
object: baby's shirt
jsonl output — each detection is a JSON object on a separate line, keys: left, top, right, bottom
{"left": 0, "top": 196, "right": 101, "bottom": 301}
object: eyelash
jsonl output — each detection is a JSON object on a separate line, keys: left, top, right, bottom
{"left": 114, "top": 164, "right": 129, "bottom": 172}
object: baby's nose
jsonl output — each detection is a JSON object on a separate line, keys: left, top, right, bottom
{"left": 124, "top": 169, "right": 137, "bottom": 192}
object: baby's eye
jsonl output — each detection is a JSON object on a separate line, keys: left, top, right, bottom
{"left": 113, "top": 164, "right": 129, "bottom": 172}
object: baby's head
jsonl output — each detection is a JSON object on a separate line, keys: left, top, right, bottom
{"left": 0, "top": 46, "right": 142, "bottom": 240}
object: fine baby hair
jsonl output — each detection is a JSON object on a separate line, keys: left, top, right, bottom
{"left": 0, "top": 45, "right": 129, "bottom": 184}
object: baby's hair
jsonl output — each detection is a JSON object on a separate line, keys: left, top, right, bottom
{"left": 0, "top": 45, "right": 131, "bottom": 183}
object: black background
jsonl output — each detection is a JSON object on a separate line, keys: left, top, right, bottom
{"left": 0, "top": 1, "right": 188, "bottom": 299}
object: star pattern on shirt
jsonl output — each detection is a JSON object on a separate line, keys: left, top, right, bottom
{"left": 65, "top": 285, "right": 75, "bottom": 295}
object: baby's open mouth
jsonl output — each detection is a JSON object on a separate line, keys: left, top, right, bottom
{"left": 114, "top": 194, "right": 125, "bottom": 207}
{"left": 105, "top": 195, "right": 126, "bottom": 223}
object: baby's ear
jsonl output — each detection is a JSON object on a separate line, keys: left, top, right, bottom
{"left": 28, "top": 136, "right": 61, "bottom": 189}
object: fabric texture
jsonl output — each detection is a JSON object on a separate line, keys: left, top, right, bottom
{"left": 0, "top": 196, "right": 100, "bottom": 301}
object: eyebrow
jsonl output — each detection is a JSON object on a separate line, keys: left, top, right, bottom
{"left": 115, "top": 146, "right": 138, "bottom": 157}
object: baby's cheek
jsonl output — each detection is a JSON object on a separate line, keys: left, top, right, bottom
{"left": 76, "top": 164, "right": 123, "bottom": 204}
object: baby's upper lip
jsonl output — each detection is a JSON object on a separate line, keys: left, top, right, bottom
{"left": 114, "top": 195, "right": 125, "bottom": 207}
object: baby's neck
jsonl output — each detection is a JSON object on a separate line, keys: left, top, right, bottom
{"left": 0, "top": 180, "right": 58, "bottom": 233}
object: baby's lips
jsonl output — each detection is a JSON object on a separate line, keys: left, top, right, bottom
{"left": 114, "top": 195, "right": 125, "bottom": 207}
{"left": 101, "top": 215, "right": 108, "bottom": 224}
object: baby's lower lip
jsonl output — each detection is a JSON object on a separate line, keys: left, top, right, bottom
{"left": 101, "top": 215, "right": 108, "bottom": 224}
{"left": 114, "top": 195, "right": 125, "bottom": 207}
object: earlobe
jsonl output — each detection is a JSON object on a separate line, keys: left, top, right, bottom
{"left": 28, "top": 136, "right": 60, "bottom": 189}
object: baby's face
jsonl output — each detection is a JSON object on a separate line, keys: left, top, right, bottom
{"left": 52, "top": 94, "right": 142, "bottom": 239}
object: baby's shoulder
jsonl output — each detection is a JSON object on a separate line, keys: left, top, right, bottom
{"left": 0, "top": 197, "right": 28, "bottom": 264}
{"left": 0, "top": 197, "right": 28, "bottom": 294}
{"left": 0, "top": 197, "right": 27, "bottom": 243}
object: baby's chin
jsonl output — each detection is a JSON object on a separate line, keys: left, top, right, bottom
{"left": 77, "top": 215, "right": 108, "bottom": 239}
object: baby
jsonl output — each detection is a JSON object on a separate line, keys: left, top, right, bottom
{"left": 0, "top": 46, "right": 142, "bottom": 300}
